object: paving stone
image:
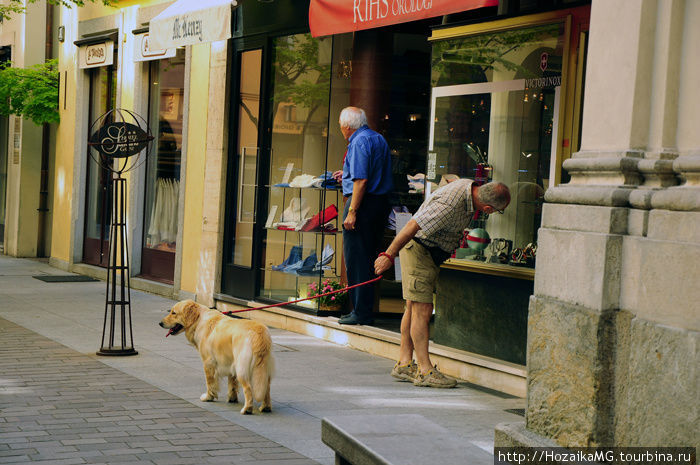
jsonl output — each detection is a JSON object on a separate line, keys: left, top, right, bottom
{"left": 0, "top": 318, "right": 317, "bottom": 465}
{"left": 0, "top": 255, "right": 526, "bottom": 465}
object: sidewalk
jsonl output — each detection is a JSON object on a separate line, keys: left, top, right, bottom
{"left": 0, "top": 255, "right": 525, "bottom": 465}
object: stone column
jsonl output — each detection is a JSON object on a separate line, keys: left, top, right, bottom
{"left": 195, "top": 40, "right": 229, "bottom": 307}
{"left": 496, "top": 0, "right": 698, "bottom": 450}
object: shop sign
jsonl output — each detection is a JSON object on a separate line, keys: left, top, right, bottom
{"left": 525, "top": 75, "right": 562, "bottom": 89}
{"left": 89, "top": 122, "right": 150, "bottom": 158}
{"left": 134, "top": 33, "right": 176, "bottom": 62}
{"left": 149, "top": 0, "right": 236, "bottom": 51}
{"left": 79, "top": 41, "right": 114, "bottom": 69}
{"left": 309, "top": 0, "right": 498, "bottom": 37}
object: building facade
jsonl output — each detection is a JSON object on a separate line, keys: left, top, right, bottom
{"left": 10, "top": 0, "right": 592, "bottom": 396}
{"left": 2, "top": 2, "right": 696, "bottom": 445}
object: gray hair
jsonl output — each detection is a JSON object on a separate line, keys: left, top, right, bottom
{"left": 339, "top": 107, "right": 368, "bottom": 130}
{"left": 477, "top": 182, "right": 511, "bottom": 210}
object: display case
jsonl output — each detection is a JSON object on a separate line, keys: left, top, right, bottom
{"left": 261, "top": 184, "right": 344, "bottom": 315}
{"left": 255, "top": 32, "right": 350, "bottom": 315}
{"left": 427, "top": 21, "right": 566, "bottom": 271}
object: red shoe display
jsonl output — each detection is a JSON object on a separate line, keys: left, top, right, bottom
{"left": 301, "top": 205, "right": 338, "bottom": 232}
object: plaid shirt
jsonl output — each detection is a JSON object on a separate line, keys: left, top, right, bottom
{"left": 413, "top": 179, "right": 474, "bottom": 253}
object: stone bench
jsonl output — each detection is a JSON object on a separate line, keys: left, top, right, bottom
{"left": 321, "top": 414, "right": 494, "bottom": 465}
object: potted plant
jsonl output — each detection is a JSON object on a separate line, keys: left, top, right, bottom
{"left": 308, "top": 279, "right": 347, "bottom": 311}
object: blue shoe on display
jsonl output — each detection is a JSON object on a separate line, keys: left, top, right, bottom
{"left": 272, "top": 245, "right": 302, "bottom": 271}
{"left": 296, "top": 252, "right": 319, "bottom": 276}
{"left": 319, "top": 244, "right": 334, "bottom": 266}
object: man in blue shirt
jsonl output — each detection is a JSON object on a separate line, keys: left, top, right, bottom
{"left": 332, "top": 107, "right": 393, "bottom": 325}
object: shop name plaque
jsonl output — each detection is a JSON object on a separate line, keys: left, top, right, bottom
{"left": 89, "top": 122, "right": 150, "bottom": 158}
{"left": 525, "top": 75, "right": 562, "bottom": 89}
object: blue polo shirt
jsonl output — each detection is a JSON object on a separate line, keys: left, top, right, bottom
{"left": 342, "top": 125, "right": 394, "bottom": 196}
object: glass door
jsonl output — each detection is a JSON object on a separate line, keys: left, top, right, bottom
{"left": 141, "top": 53, "right": 185, "bottom": 283}
{"left": 222, "top": 46, "right": 264, "bottom": 299}
{"left": 83, "top": 64, "right": 117, "bottom": 267}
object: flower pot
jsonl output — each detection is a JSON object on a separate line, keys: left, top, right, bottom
{"left": 319, "top": 303, "right": 342, "bottom": 312}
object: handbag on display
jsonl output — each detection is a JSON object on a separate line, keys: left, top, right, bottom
{"left": 300, "top": 205, "right": 338, "bottom": 232}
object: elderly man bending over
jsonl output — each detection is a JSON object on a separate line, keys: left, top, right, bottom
{"left": 374, "top": 180, "right": 510, "bottom": 388}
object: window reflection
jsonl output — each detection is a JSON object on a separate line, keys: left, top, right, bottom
{"left": 430, "top": 22, "right": 564, "bottom": 267}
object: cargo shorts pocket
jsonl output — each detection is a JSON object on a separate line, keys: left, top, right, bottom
{"left": 409, "top": 268, "right": 434, "bottom": 295}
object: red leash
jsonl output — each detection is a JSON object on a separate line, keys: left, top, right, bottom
{"left": 222, "top": 275, "right": 383, "bottom": 315}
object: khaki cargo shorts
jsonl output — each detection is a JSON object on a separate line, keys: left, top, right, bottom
{"left": 399, "top": 240, "right": 440, "bottom": 304}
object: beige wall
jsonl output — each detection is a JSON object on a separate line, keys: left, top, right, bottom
{"left": 49, "top": 0, "right": 212, "bottom": 302}
{"left": 1, "top": 1, "right": 47, "bottom": 257}
{"left": 179, "top": 44, "right": 210, "bottom": 294}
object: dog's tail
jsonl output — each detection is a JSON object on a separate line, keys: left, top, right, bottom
{"left": 247, "top": 326, "right": 274, "bottom": 403}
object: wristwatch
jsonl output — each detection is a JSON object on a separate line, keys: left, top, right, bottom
{"left": 348, "top": 206, "right": 357, "bottom": 213}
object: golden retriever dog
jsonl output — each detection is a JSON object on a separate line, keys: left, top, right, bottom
{"left": 159, "top": 300, "right": 274, "bottom": 414}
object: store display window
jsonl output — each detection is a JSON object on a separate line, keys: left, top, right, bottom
{"left": 260, "top": 33, "right": 350, "bottom": 312}
{"left": 141, "top": 52, "right": 185, "bottom": 283}
{"left": 428, "top": 22, "right": 565, "bottom": 268}
{"left": 83, "top": 62, "right": 117, "bottom": 267}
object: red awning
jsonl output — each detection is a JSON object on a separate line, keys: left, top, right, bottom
{"left": 309, "top": 0, "right": 498, "bottom": 37}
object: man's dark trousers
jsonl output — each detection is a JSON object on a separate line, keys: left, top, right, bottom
{"left": 342, "top": 193, "right": 390, "bottom": 322}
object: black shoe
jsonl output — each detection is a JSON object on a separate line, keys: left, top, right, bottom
{"left": 338, "top": 313, "right": 374, "bottom": 325}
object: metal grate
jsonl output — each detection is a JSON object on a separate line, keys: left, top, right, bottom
{"left": 32, "top": 275, "right": 98, "bottom": 283}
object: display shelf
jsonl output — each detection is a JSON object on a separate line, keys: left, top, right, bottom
{"left": 441, "top": 258, "right": 535, "bottom": 280}
{"left": 265, "top": 227, "right": 340, "bottom": 235}
{"left": 258, "top": 288, "right": 344, "bottom": 316}
{"left": 262, "top": 183, "right": 343, "bottom": 315}
{"left": 268, "top": 184, "right": 342, "bottom": 190}
{"left": 263, "top": 267, "right": 341, "bottom": 279}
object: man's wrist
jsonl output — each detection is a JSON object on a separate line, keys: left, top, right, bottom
{"left": 348, "top": 206, "right": 358, "bottom": 213}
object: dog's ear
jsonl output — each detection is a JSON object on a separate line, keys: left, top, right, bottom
{"left": 181, "top": 300, "right": 200, "bottom": 327}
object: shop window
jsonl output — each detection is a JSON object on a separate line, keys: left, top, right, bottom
{"left": 261, "top": 33, "right": 347, "bottom": 311}
{"left": 141, "top": 52, "right": 185, "bottom": 283}
{"left": 429, "top": 22, "right": 565, "bottom": 266}
{"left": 83, "top": 62, "right": 117, "bottom": 267}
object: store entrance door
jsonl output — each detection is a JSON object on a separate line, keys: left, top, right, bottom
{"left": 221, "top": 44, "right": 266, "bottom": 300}
{"left": 83, "top": 64, "right": 117, "bottom": 267}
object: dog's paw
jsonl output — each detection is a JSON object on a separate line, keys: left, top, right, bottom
{"left": 200, "top": 393, "right": 216, "bottom": 402}
{"left": 259, "top": 405, "right": 271, "bottom": 413}
{"left": 227, "top": 397, "right": 238, "bottom": 404}
{"left": 240, "top": 406, "right": 253, "bottom": 415}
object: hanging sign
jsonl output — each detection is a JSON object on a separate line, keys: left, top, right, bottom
{"left": 149, "top": 0, "right": 236, "bottom": 51}
{"left": 134, "top": 33, "right": 176, "bottom": 62}
{"left": 78, "top": 41, "right": 114, "bottom": 69}
{"left": 89, "top": 121, "right": 151, "bottom": 158}
{"left": 309, "top": 0, "right": 498, "bottom": 37}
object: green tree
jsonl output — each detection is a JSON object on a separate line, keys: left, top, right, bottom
{"left": 0, "top": 59, "right": 59, "bottom": 125}
{"left": 0, "top": 0, "right": 112, "bottom": 22}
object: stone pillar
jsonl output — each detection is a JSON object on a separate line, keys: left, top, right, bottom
{"left": 496, "top": 0, "right": 698, "bottom": 450}
{"left": 195, "top": 41, "right": 229, "bottom": 307}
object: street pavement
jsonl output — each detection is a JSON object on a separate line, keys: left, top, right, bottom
{"left": 0, "top": 255, "right": 525, "bottom": 465}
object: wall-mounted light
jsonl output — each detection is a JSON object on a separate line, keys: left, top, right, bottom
{"left": 58, "top": 26, "right": 65, "bottom": 42}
